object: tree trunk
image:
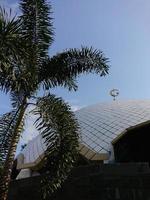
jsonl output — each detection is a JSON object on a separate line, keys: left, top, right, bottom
{"left": 0, "top": 101, "right": 27, "bottom": 200}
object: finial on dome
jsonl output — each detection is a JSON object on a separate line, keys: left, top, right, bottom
{"left": 110, "top": 89, "right": 119, "bottom": 101}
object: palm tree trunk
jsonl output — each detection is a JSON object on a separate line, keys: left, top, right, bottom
{"left": 0, "top": 101, "right": 27, "bottom": 200}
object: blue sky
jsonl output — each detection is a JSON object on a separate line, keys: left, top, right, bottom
{"left": 1, "top": 0, "right": 150, "bottom": 145}
{"left": 2, "top": 0, "right": 150, "bottom": 110}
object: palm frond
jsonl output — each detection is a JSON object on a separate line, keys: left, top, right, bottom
{"left": 33, "top": 94, "right": 79, "bottom": 197}
{"left": 20, "top": 0, "right": 53, "bottom": 63}
{"left": 0, "top": 7, "right": 22, "bottom": 59}
{"left": 40, "top": 46, "right": 109, "bottom": 91}
{"left": 10, "top": 91, "right": 27, "bottom": 108}
{"left": 0, "top": 58, "right": 39, "bottom": 94}
{"left": 0, "top": 109, "right": 24, "bottom": 166}
{"left": 0, "top": 7, "right": 33, "bottom": 95}
{"left": 0, "top": 7, "right": 27, "bottom": 93}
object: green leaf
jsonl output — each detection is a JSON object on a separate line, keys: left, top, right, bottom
{"left": 40, "top": 46, "right": 109, "bottom": 91}
{"left": 0, "top": 7, "right": 26, "bottom": 93}
{"left": 20, "top": 0, "right": 54, "bottom": 63}
{"left": 33, "top": 94, "right": 79, "bottom": 198}
{"left": 0, "top": 109, "right": 24, "bottom": 166}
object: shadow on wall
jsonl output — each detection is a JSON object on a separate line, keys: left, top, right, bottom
{"left": 8, "top": 163, "right": 150, "bottom": 200}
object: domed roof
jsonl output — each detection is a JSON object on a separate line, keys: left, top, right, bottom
{"left": 75, "top": 100, "right": 150, "bottom": 156}
{"left": 17, "top": 100, "right": 150, "bottom": 169}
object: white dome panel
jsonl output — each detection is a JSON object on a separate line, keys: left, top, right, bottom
{"left": 18, "top": 100, "right": 150, "bottom": 168}
{"left": 75, "top": 100, "right": 150, "bottom": 155}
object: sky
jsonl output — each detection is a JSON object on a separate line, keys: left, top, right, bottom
{"left": 1, "top": 0, "right": 150, "bottom": 146}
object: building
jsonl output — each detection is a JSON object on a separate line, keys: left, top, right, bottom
{"left": 14, "top": 100, "right": 150, "bottom": 179}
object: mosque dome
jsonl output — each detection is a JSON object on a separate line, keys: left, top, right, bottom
{"left": 76, "top": 100, "right": 150, "bottom": 162}
{"left": 16, "top": 100, "right": 150, "bottom": 172}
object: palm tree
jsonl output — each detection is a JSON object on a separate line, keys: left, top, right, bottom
{"left": 0, "top": 0, "right": 109, "bottom": 199}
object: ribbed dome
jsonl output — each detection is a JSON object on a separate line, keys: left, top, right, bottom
{"left": 75, "top": 100, "right": 150, "bottom": 156}
{"left": 17, "top": 100, "right": 150, "bottom": 169}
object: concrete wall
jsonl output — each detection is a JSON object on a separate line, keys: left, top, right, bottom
{"left": 8, "top": 163, "right": 150, "bottom": 200}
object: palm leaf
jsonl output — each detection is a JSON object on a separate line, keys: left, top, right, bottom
{"left": 40, "top": 46, "right": 109, "bottom": 91}
{"left": 0, "top": 111, "right": 17, "bottom": 165}
{"left": 20, "top": 0, "right": 53, "bottom": 63}
{"left": 33, "top": 94, "right": 79, "bottom": 198}
{"left": 0, "top": 7, "right": 26, "bottom": 93}
{"left": 0, "top": 7, "right": 23, "bottom": 63}
{"left": 0, "top": 109, "right": 24, "bottom": 166}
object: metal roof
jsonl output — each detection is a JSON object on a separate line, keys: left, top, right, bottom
{"left": 17, "top": 100, "right": 150, "bottom": 169}
{"left": 75, "top": 100, "right": 150, "bottom": 154}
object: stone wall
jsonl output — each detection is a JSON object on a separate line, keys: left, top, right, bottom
{"left": 8, "top": 163, "right": 150, "bottom": 200}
